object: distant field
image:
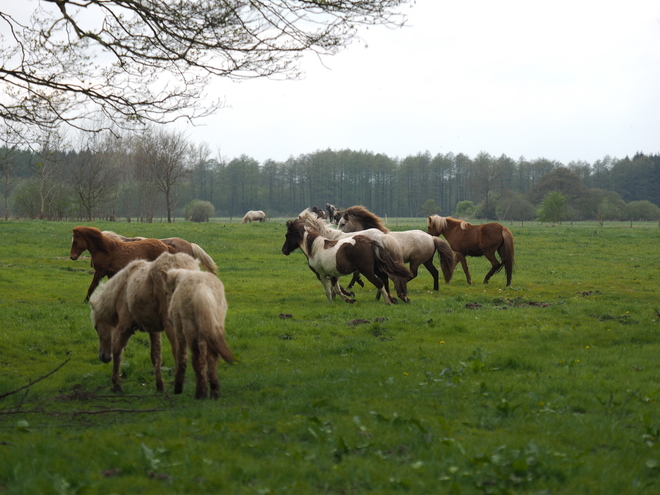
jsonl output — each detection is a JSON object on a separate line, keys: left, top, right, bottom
{"left": 0, "top": 219, "right": 659, "bottom": 494}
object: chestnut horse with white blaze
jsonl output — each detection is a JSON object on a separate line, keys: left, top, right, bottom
{"left": 282, "top": 217, "right": 413, "bottom": 304}
{"left": 426, "top": 215, "right": 515, "bottom": 286}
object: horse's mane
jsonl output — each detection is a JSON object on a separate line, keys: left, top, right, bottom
{"left": 343, "top": 206, "right": 389, "bottom": 233}
{"left": 298, "top": 209, "right": 341, "bottom": 239}
{"left": 430, "top": 216, "right": 472, "bottom": 231}
{"left": 74, "top": 226, "right": 110, "bottom": 254}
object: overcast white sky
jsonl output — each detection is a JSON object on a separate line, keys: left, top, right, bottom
{"left": 185, "top": 1, "right": 660, "bottom": 165}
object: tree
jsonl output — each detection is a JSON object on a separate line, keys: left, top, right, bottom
{"left": 537, "top": 191, "right": 567, "bottom": 225}
{"left": 0, "top": 1, "right": 409, "bottom": 142}
{"left": 625, "top": 200, "right": 660, "bottom": 225}
{"left": 131, "top": 128, "right": 191, "bottom": 223}
{"left": 420, "top": 199, "right": 440, "bottom": 216}
{"left": 495, "top": 191, "right": 536, "bottom": 225}
{"left": 454, "top": 200, "right": 476, "bottom": 218}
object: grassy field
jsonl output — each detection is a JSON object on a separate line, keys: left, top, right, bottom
{"left": 0, "top": 218, "right": 659, "bottom": 494}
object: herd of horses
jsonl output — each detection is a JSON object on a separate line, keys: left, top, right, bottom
{"left": 70, "top": 206, "right": 514, "bottom": 398}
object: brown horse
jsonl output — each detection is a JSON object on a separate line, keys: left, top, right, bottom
{"left": 282, "top": 217, "right": 413, "bottom": 304}
{"left": 336, "top": 206, "right": 455, "bottom": 296}
{"left": 103, "top": 231, "right": 217, "bottom": 274}
{"left": 70, "top": 226, "right": 176, "bottom": 301}
{"left": 426, "top": 215, "right": 515, "bottom": 286}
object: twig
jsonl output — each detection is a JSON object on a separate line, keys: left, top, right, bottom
{"left": 0, "top": 359, "right": 70, "bottom": 400}
{"left": 71, "top": 408, "right": 167, "bottom": 419}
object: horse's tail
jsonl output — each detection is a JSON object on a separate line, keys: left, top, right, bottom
{"left": 193, "top": 285, "right": 234, "bottom": 364}
{"left": 501, "top": 227, "right": 515, "bottom": 286}
{"left": 373, "top": 243, "right": 414, "bottom": 281}
{"left": 190, "top": 243, "right": 218, "bottom": 274}
{"left": 433, "top": 237, "right": 456, "bottom": 283}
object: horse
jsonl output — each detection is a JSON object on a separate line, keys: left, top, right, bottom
{"left": 70, "top": 226, "right": 176, "bottom": 302}
{"left": 282, "top": 217, "right": 413, "bottom": 304}
{"left": 103, "top": 230, "right": 217, "bottom": 274}
{"left": 88, "top": 252, "right": 201, "bottom": 392}
{"left": 426, "top": 215, "right": 515, "bottom": 286}
{"left": 241, "top": 210, "right": 266, "bottom": 223}
{"left": 310, "top": 206, "right": 327, "bottom": 219}
{"left": 325, "top": 203, "right": 342, "bottom": 224}
{"left": 165, "top": 269, "right": 234, "bottom": 399}
{"left": 336, "top": 206, "right": 455, "bottom": 296}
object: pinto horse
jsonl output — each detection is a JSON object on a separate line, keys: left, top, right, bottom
{"left": 281, "top": 217, "right": 413, "bottom": 304}
{"left": 70, "top": 226, "right": 176, "bottom": 302}
{"left": 426, "top": 215, "right": 515, "bottom": 286}
{"left": 336, "top": 206, "right": 455, "bottom": 296}
{"left": 103, "top": 231, "right": 217, "bottom": 274}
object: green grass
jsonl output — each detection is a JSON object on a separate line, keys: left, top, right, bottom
{"left": 1, "top": 219, "right": 660, "bottom": 494}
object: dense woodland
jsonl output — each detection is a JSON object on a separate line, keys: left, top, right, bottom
{"left": 1, "top": 129, "right": 659, "bottom": 223}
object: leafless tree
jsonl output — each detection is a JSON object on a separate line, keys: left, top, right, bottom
{"left": 132, "top": 128, "right": 191, "bottom": 223}
{"left": 0, "top": 1, "right": 409, "bottom": 142}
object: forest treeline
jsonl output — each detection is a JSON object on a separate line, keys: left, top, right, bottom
{"left": 1, "top": 128, "right": 659, "bottom": 222}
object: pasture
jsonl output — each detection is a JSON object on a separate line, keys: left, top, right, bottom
{"left": 0, "top": 219, "right": 659, "bottom": 494}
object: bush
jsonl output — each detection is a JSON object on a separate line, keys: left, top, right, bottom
{"left": 184, "top": 199, "right": 215, "bottom": 222}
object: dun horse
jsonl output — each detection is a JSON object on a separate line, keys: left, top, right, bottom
{"left": 426, "top": 215, "right": 515, "bottom": 286}
{"left": 282, "top": 217, "right": 413, "bottom": 304}
{"left": 241, "top": 210, "right": 266, "bottom": 223}
{"left": 165, "top": 269, "right": 234, "bottom": 399}
{"left": 70, "top": 226, "right": 176, "bottom": 301}
{"left": 336, "top": 206, "right": 455, "bottom": 297}
{"left": 89, "top": 252, "right": 200, "bottom": 392}
{"left": 103, "top": 230, "right": 217, "bottom": 274}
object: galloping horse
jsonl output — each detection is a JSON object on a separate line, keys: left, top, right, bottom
{"left": 282, "top": 217, "right": 413, "bottom": 304}
{"left": 241, "top": 210, "right": 266, "bottom": 223}
{"left": 336, "top": 206, "right": 455, "bottom": 296}
{"left": 325, "top": 203, "right": 342, "bottom": 224}
{"left": 70, "top": 226, "right": 176, "bottom": 301}
{"left": 89, "top": 252, "right": 201, "bottom": 392}
{"left": 426, "top": 215, "right": 515, "bottom": 286}
{"left": 103, "top": 231, "right": 217, "bottom": 274}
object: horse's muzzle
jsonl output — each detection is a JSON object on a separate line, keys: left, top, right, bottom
{"left": 70, "top": 254, "right": 79, "bottom": 261}
{"left": 99, "top": 352, "right": 112, "bottom": 364}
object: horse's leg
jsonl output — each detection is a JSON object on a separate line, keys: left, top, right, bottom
{"left": 207, "top": 350, "right": 220, "bottom": 400}
{"left": 173, "top": 319, "right": 188, "bottom": 395}
{"left": 347, "top": 273, "right": 365, "bottom": 289}
{"left": 191, "top": 338, "right": 208, "bottom": 399}
{"left": 456, "top": 254, "right": 472, "bottom": 285}
{"left": 483, "top": 252, "right": 503, "bottom": 284}
{"left": 148, "top": 332, "right": 164, "bottom": 393}
{"left": 111, "top": 326, "right": 134, "bottom": 393}
{"left": 331, "top": 277, "right": 356, "bottom": 303}
{"left": 84, "top": 270, "right": 105, "bottom": 302}
{"left": 360, "top": 269, "right": 395, "bottom": 305}
{"left": 422, "top": 259, "right": 439, "bottom": 291}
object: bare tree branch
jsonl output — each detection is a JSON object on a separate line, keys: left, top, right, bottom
{"left": 0, "top": 1, "right": 410, "bottom": 141}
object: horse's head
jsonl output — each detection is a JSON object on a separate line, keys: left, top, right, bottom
{"left": 89, "top": 299, "right": 114, "bottom": 363}
{"left": 426, "top": 215, "right": 446, "bottom": 237}
{"left": 70, "top": 229, "right": 88, "bottom": 260}
{"left": 282, "top": 219, "right": 304, "bottom": 255}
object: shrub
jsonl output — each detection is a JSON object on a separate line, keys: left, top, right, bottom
{"left": 184, "top": 199, "right": 215, "bottom": 222}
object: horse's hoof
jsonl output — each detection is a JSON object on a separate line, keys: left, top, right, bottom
{"left": 346, "top": 298, "right": 356, "bottom": 304}
{"left": 390, "top": 298, "right": 398, "bottom": 304}
{"left": 112, "top": 385, "right": 122, "bottom": 393}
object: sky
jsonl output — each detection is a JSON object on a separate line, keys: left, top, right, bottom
{"left": 3, "top": 1, "right": 660, "bottom": 165}
{"left": 185, "top": 1, "right": 660, "bottom": 165}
